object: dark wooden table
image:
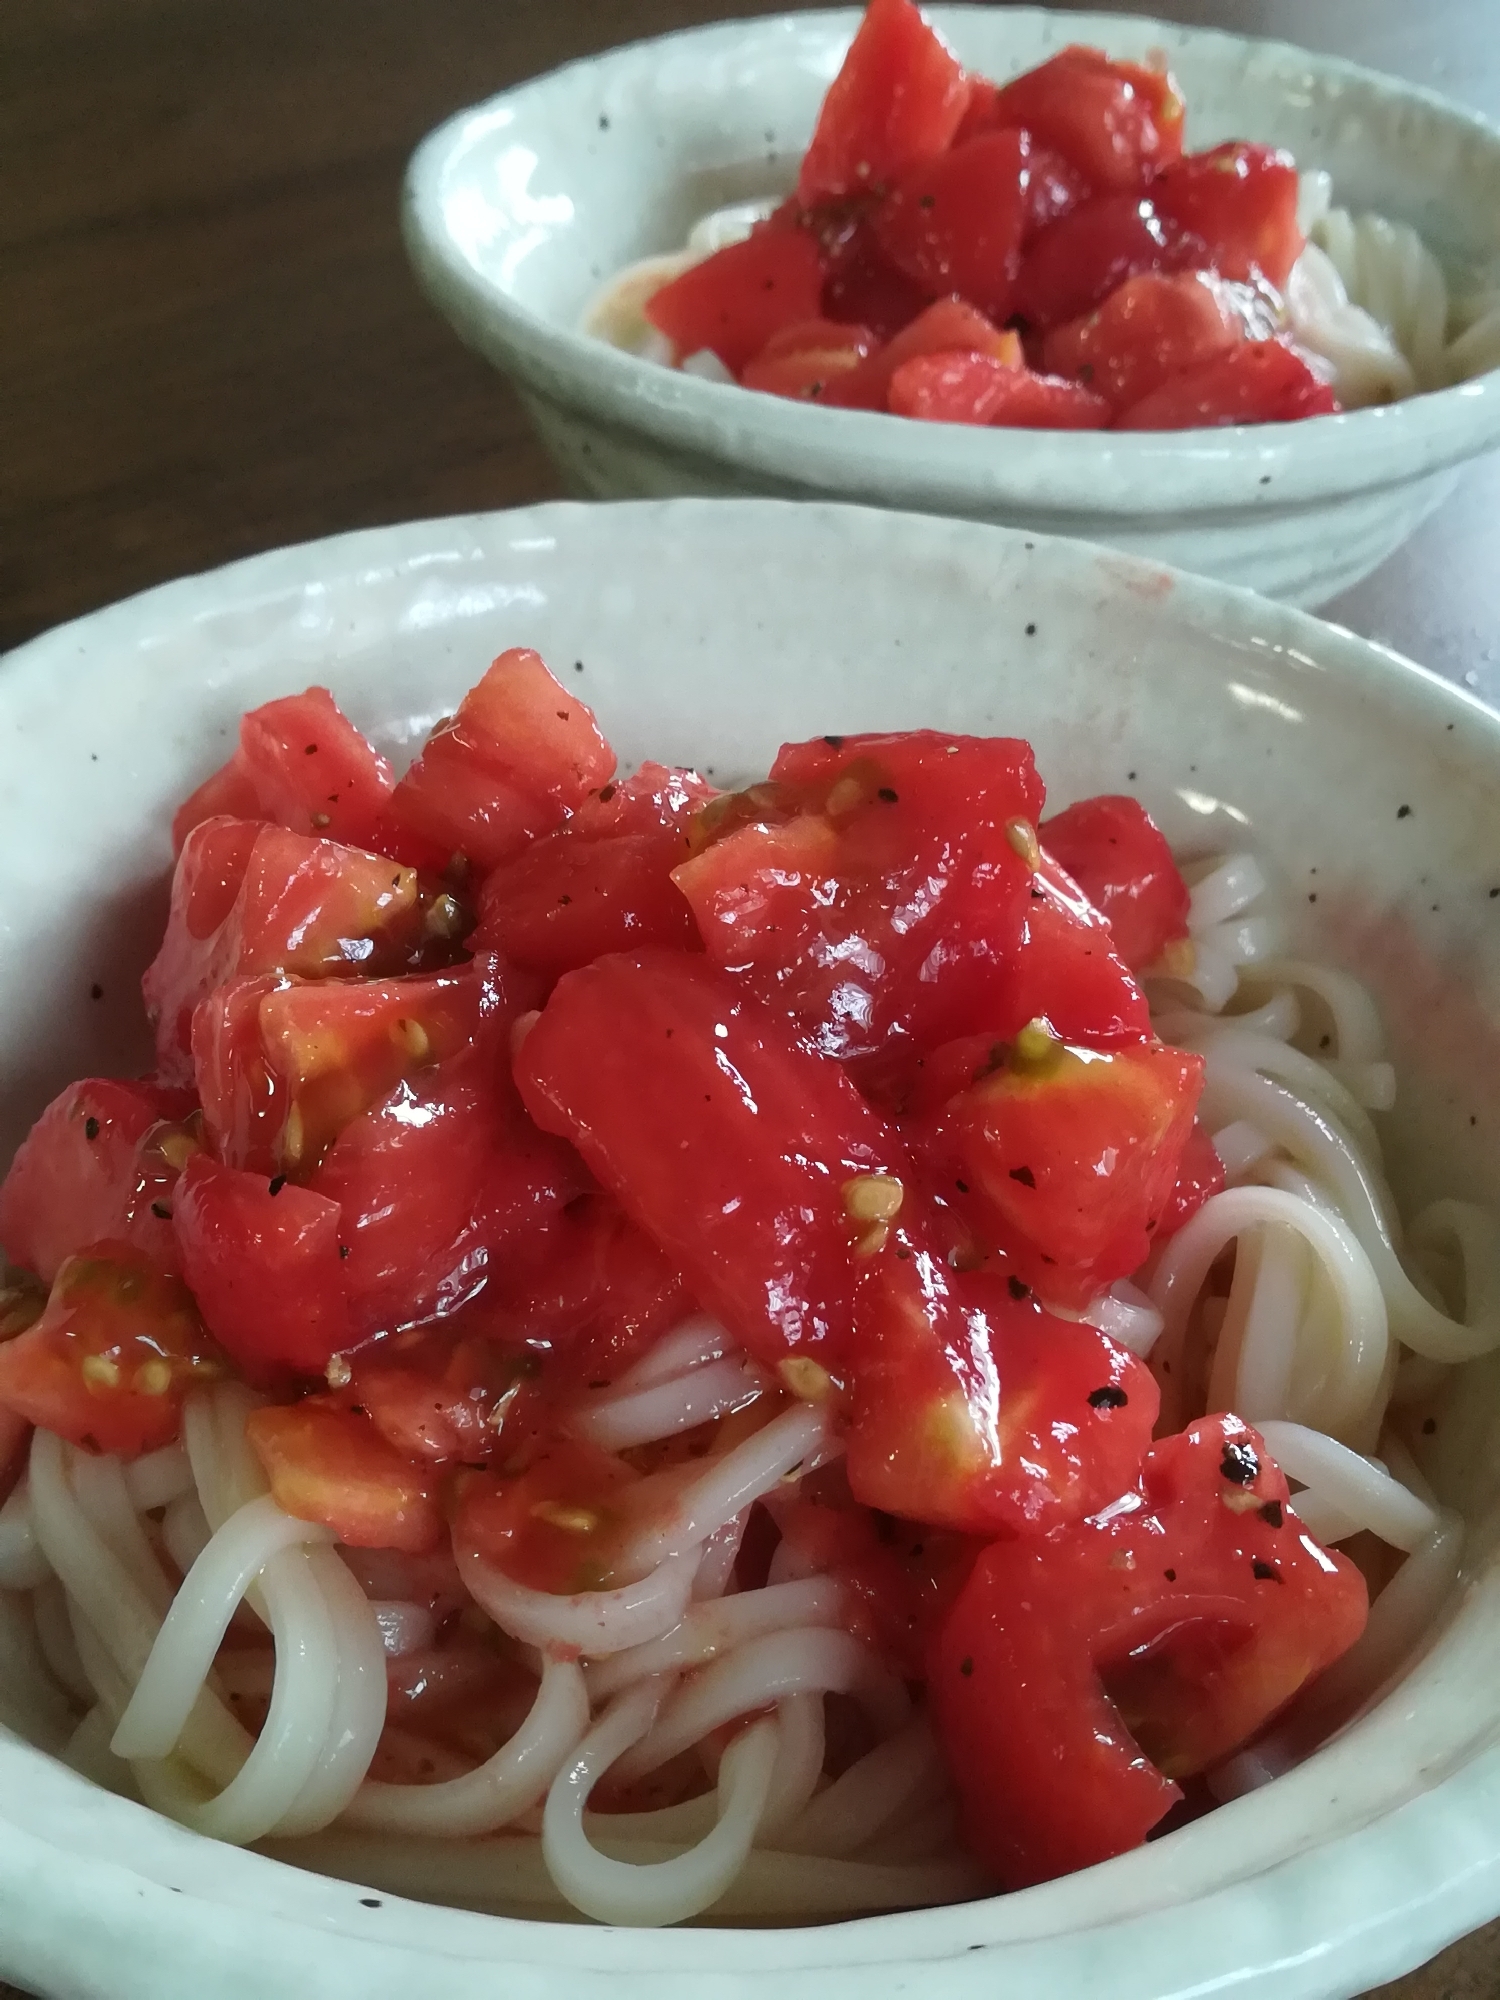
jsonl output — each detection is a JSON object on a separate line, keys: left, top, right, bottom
{"left": 3, "top": 1, "right": 1498, "bottom": 1994}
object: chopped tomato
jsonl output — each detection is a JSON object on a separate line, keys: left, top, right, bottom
{"left": 645, "top": 228, "right": 826, "bottom": 375}
{"left": 454, "top": 1437, "right": 640, "bottom": 1591}
{"left": 674, "top": 732, "right": 1042, "bottom": 1062}
{"left": 818, "top": 214, "right": 932, "bottom": 340}
{"left": 741, "top": 318, "right": 875, "bottom": 400}
{"left": 0, "top": 1242, "right": 220, "bottom": 1457}
{"left": 1039, "top": 794, "right": 1191, "bottom": 969}
{"left": 246, "top": 1399, "right": 442, "bottom": 1552}
{"left": 796, "top": 0, "right": 970, "bottom": 204}
{"left": 1041, "top": 271, "right": 1254, "bottom": 417}
{"left": 172, "top": 1154, "right": 353, "bottom": 1381}
{"left": 871, "top": 131, "right": 1029, "bottom": 320}
{"left": 1157, "top": 1120, "right": 1227, "bottom": 1239}
{"left": 989, "top": 46, "right": 1180, "bottom": 193}
{"left": 929, "top": 1415, "right": 1368, "bottom": 1888}
{"left": 193, "top": 963, "right": 489, "bottom": 1177}
{"left": 993, "top": 851, "right": 1154, "bottom": 1047}
{"left": 826, "top": 297, "right": 1020, "bottom": 411}
{"left": 1013, "top": 194, "right": 1179, "bottom": 332}
{"left": 1116, "top": 339, "right": 1339, "bottom": 429}
{"left": 0, "top": 1079, "right": 187, "bottom": 1283}
{"left": 888, "top": 353, "right": 1110, "bottom": 427}
{"left": 1152, "top": 143, "right": 1302, "bottom": 289}
{"left": 915, "top": 1031, "right": 1205, "bottom": 1307}
{"left": 384, "top": 649, "right": 615, "bottom": 875}
{"left": 515, "top": 950, "right": 898, "bottom": 1370}
{"left": 144, "top": 818, "right": 420, "bottom": 1083}
{"left": 846, "top": 1229, "right": 1159, "bottom": 1534}
{"left": 174, "top": 688, "right": 395, "bottom": 853}
{"left": 471, "top": 763, "right": 711, "bottom": 978}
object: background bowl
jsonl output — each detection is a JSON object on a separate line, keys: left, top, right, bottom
{"left": 4, "top": 499, "right": 1500, "bottom": 1999}
{"left": 402, "top": 7, "right": 1500, "bottom": 608}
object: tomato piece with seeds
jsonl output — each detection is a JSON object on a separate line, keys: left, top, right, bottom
{"left": 1039, "top": 793, "right": 1192, "bottom": 969}
{"left": 246, "top": 1400, "right": 442, "bottom": 1552}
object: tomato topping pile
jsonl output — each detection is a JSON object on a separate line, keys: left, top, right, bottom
{"left": 0, "top": 646, "right": 1368, "bottom": 1894}
{"left": 640, "top": 0, "right": 1338, "bottom": 430}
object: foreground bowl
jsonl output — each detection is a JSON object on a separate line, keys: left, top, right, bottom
{"left": 4, "top": 500, "right": 1500, "bottom": 1999}
{"left": 402, "top": 7, "right": 1500, "bottom": 608}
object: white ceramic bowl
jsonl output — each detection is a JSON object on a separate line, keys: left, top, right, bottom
{"left": 402, "top": 8, "right": 1500, "bottom": 609}
{"left": 4, "top": 500, "right": 1500, "bottom": 1999}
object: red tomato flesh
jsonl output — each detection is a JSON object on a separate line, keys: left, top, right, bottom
{"left": 1041, "top": 271, "right": 1258, "bottom": 418}
{"left": 385, "top": 649, "right": 615, "bottom": 875}
{"left": 175, "top": 688, "right": 395, "bottom": 854}
{"left": 0, "top": 1242, "right": 220, "bottom": 1456}
{"left": 1116, "top": 339, "right": 1339, "bottom": 429}
{"left": 871, "top": 130, "right": 1029, "bottom": 320}
{"left": 645, "top": 228, "right": 826, "bottom": 375}
{"left": 796, "top": 0, "right": 970, "bottom": 204}
{"left": 888, "top": 353, "right": 1110, "bottom": 427}
{"left": 930, "top": 1414, "right": 1368, "bottom": 1888}
{"left": 1156, "top": 1120, "right": 1227, "bottom": 1240}
{"left": 1152, "top": 143, "right": 1303, "bottom": 290}
{"left": 246, "top": 1399, "right": 442, "bottom": 1552}
{"left": 1040, "top": 793, "right": 1192, "bottom": 970}
{"left": 826, "top": 297, "right": 1020, "bottom": 411}
{"left": 1014, "top": 194, "right": 1180, "bottom": 332}
{"left": 989, "top": 47, "right": 1180, "bottom": 193}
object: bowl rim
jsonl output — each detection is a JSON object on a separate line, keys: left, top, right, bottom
{"left": 401, "top": 4, "right": 1500, "bottom": 515}
{"left": 4, "top": 497, "right": 1500, "bottom": 1998}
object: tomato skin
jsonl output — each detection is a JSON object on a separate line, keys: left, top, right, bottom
{"left": 1013, "top": 194, "right": 1179, "bottom": 332}
{"left": 246, "top": 1400, "right": 442, "bottom": 1552}
{"left": 888, "top": 353, "right": 1110, "bottom": 427}
{"left": 516, "top": 950, "right": 898, "bottom": 1370}
{"left": 1041, "top": 271, "right": 1255, "bottom": 418}
{"left": 871, "top": 131, "right": 1029, "bottom": 320}
{"left": 0, "top": 1241, "right": 219, "bottom": 1457}
{"left": 819, "top": 215, "right": 933, "bottom": 340}
{"left": 741, "top": 320, "right": 875, "bottom": 400}
{"left": 989, "top": 47, "right": 1177, "bottom": 193}
{"left": 929, "top": 1414, "right": 1368, "bottom": 1889}
{"left": 676, "top": 732, "right": 1042, "bottom": 1064}
{"left": 846, "top": 1230, "right": 1159, "bottom": 1535}
{"left": 454, "top": 1438, "right": 641, "bottom": 1592}
{"left": 949, "top": 102, "right": 1089, "bottom": 237}
{"left": 992, "top": 852, "right": 1154, "bottom": 1048}
{"left": 386, "top": 650, "right": 615, "bottom": 876}
{"left": 916, "top": 1035, "right": 1205, "bottom": 1308}
{"left": 0, "top": 1079, "right": 186, "bottom": 1284}
{"left": 144, "top": 818, "right": 419, "bottom": 1084}
{"left": 175, "top": 689, "right": 395, "bottom": 854}
{"left": 1039, "top": 794, "right": 1191, "bottom": 970}
{"left": 1115, "top": 339, "right": 1339, "bottom": 429}
{"left": 471, "top": 764, "right": 711, "bottom": 979}
{"left": 825, "top": 297, "right": 1019, "bottom": 411}
{"left": 173, "top": 1154, "right": 353, "bottom": 1381}
{"left": 796, "top": 0, "right": 970, "bottom": 204}
{"left": 1152, "top": 143, "right": 1302, "bottom": 289}
{"left": 645, "top": 229, "right": 826, "bottom": 374}
{"left": 1156, "top": 1119, "right": 1227, "bottom": 1240}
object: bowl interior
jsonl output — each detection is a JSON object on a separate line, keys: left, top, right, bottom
{"left": 5, "top": 501, "right": 1500, "bottom": 2000}
{"left": 425, "top": 7, "right": 1500, "bottom": 336}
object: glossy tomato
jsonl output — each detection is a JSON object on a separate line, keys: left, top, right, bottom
{"left": 645, "top": 229, "right": 826, "bottom": 375}
{"left": 1116, "top": 338, "right": 1338, "bottom": 428}
{"left": 246, "top": 1399, "right": 442, "bottom": 1552}
{"left": 871, "top": 131, "right": 1029, "bottom": 320}
{"left": 887, "top": 353, "right": 1110, "bottom": 427}
{"left": 740, "top": 319, "right": 876, "bottom": 400}
{"left": 1013, "top": 194, "right": 1180, "bottom": 332}
{"left": 0, "top": 1241, "right": 220, "bottom": 1456}
{"left": 1039, "top": 793, "right": 1191, "bottom": 969}
{"left": 453, "top": 1437, "right": 641, "bottom": 1591}
{"left": 796, "top": 0, "right": 970, "bottom": 204}
{"left": 988, "top": 46, "right": 1183, "bottom": 193}
{"left": 929, "top": 1414, "right": 1368, "bottom": 1888}
{"left": 1152, "top": 143, "right": 1302, "bottom": 289}
{"left": 1156, "top": 1120, "right": 1227, "bottom": 1239}
{"left": 825, "top": 297, "right": 1020, "bottom": 411}
{"left": 1041, "top": 271, "right": 1258, "bottom": 417}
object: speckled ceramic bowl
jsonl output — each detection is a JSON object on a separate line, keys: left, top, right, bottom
{"left": 401, "top": 8, "right": 1500, "bottom": 607}
{"left": 3, "top": 500, "right": 1500, "bottom": 1998}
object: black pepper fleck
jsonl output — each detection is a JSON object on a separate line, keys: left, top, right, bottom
{"left": 1221, "top": 1440, "right": 1260, "bottom": 1485}
{"left": 1397, "top": 804, "right": 1412, "bottom": 819}
{"left": 877, "top": 786, "right": 899, "bottom": 803}
{"left": 1009, "top": 1165, "right": 1036, "bottom": 1187}
{"left": 1252, "top": 1560, "right": 1281, "bottom": 1582}
{"left": 1164, "top": 1568, "right": 1177, "bottom": 1582}
{"left": 1259, "top": 1500, "right": 1284, "bottom": 1527}
{"left": 1088, "top": 1385, "right": 1128, "bottom": 1408}
{"left": 84, "top": 1116, "right": 100, "bottom": 1141}
{"left": 151, "top": 1201, "right": 172, "bottom": 1220}
{"left": 268, "top": 1175, "right": 287, "bottom": 1196}
{"left": 823, "top": 734, "right": 845, "bottom": 748}
{"left": 959, "top": 1656, "right": 974, "bottom": 1677}
{"left": 1025, "top": 622, "right": 1037, "bottom": 636}
{"left": 1007, "top": 1275, "right": 1030, "bottom": 1300}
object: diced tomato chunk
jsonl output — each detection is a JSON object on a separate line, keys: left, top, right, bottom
{"left": 1041, "top": 271, "right": 1256, "bottom": 417}
{"left": 915, "top": 1031, "right": 1205, "bottom": 1307}
{"left": 889, "top": 353, "right": 1109, "bottom": 427}
{"left": 675, "top": 732, "right": 1042, "bottom": 1061}
{"left": 930, "top": 1415, "right": 1368, "bottom": 1889}
{"left": 988, "top": 46, "right": 1181, "bottom": 193}
{"left": 144, "top": 818, "right": 420, "bottom": 1084}
{"left": 516, "top": 950, "right": 897, "bottom": 1370}
{"left": 741, "top": 319, "right": 875, "bottom": 401}
{"left": 1156, "top": 1119, "right": 1227, "bottom": 1239}
{"left": 1152, "top": 143, "right": 1303, "bottom": 290}
{"left": 0, "top": 1079, "right": 187, "bottom": 1283}
{"left": 471, "top": 764, "right": 712, "bottom": 978}
{"left": 173, "top": 1153, "right": 353, "bottom": 1381}
{"left": 1116, "top": 338, "right": 1338, "bottom": 428}
{"left": 176, "top": 689, "right": 395, "bottom": 854}
{"left": 1014, "top": 194, "right": 1180, "bottom": 332}
{"left": 246, "top": 1400, "right": 442, "bottom": 1552}
{"left": 454, "top": 1438, "right": 640, "bottom": 1591}
{"left": 797, "top": 0, "right": 970, "bottom": 204}
{"left": 0, "top": 1242, "right": 220, "bottom": 1457}
{"left": 819, "top": 216, "right": 933, "bottom": 341}
{"left": 645, "top": 229, "right": 826, "bottom": 375}
{"left": 992, "top": 851, "right": 1154, "bottom": 1047}
{"left": 385, "top": 650, "right": 615, "bottom": 875}
{"left": 1040, "top": 794, "right": 1191, "bottom": 969}
{"left": 846, "top": 1228, "right": 1159, "bottom": 1534}
{"left": 871, "top": 131, "right": 1029, "bottom": 320}
{"left": 827, "top": 298, "right": 1019, "bottom": 411}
